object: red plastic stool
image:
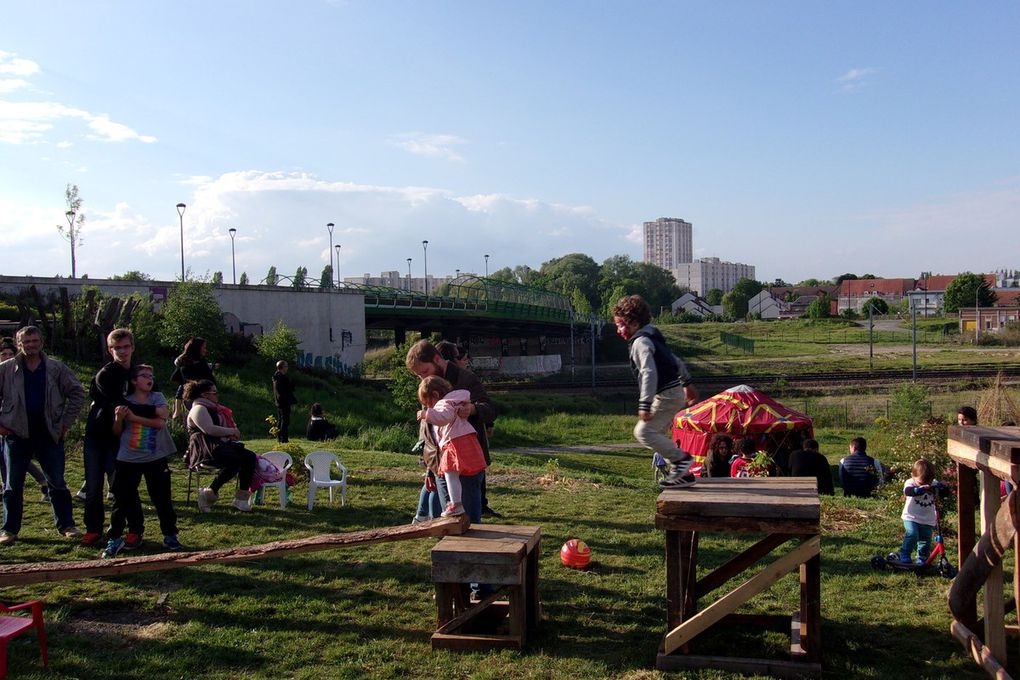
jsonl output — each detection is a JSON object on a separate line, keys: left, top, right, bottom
{"left": 0, "top": 600, "right": 47, "bottom": 679}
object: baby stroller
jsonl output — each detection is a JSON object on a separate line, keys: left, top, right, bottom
{"left": 870, "top": 481, "right": 957, "bottom": 578}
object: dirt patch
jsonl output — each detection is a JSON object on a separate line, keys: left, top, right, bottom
{"left": 64, "top": 608, "right": 175, "bottom": 643}
{"left": 822, "top": 504, "right": 880, "bottom": 533}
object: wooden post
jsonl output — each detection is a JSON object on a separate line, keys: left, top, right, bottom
{"left": 982, "top": 469, "right": 1007, "bottom": 663}
{"left": 958, "top": 463, "right": 979, "bottom": 629}
{"left": 800, "top": 553, "right": 822, "bottom": 661}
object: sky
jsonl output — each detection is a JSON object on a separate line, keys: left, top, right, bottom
{"left": 2, "top": 2, "right": 1019, "bottom": 286}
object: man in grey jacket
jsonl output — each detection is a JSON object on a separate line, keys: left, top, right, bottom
{"left": 0, "top": 326, "right": 86, "bottom": 545}
{"left": 612, "top": 295, "right": 698, "bottom": 488}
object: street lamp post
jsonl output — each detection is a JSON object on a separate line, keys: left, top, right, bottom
{"left": 407, "top": 258, "right": 412, "bottom": 292}
{"left": 484, "top": 254, "right": 489, "bottom": 277}
{"left": 228, "top": 228, "right": 237, "bottom": 284}
{"left": 975, "top": 283, "right": 981, "bottom": 344}
{"left": 65, "top": 210, "right": 77, "bottom": 278}
{"left": 335, "top": 244, "right": 342, "bottom": 287}
{"left": 326, "top": 223, "right": 335, "bottom": 289}
{"left": 176, "top": 203, "right": 187, "bottom": 280}
{"left": 422, "top": 240, "right": 429, "bottom": 295}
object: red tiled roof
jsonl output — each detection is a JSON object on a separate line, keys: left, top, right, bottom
{"left": 914, "top": 273, "right": 996, "bottom": 292}
{"left": 839, "top": 278, "right": 914, "bottom": 297}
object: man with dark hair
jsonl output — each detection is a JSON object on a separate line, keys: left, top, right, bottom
{"left": 789, "top": 438, "right": 834, "bottom": 495}
{"left": 272, "top": 360, "right": 297, "bottom": 444}
{"left": 612, "top": 294, "right": 698, "bottom": 488}
{"left": 406, "top": 339, "right": 496, "bottom": 522}
{"left": 838, "top": 436, "right": 883, "bottom": 498}
{"left": 0, "top": 326, "right": 86, "bottom": 546}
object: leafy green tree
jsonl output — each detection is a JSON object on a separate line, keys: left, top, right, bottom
{"left": 159, "top": 280, "right": 226, "bottom": 355}
{"left": 944, "top": 272, "right": 997, "bottom": 312}
{"left": 239, "top": 272, "right": 249, "bottom": 286}
{"left": 863, "top": 297, "right": 888, "bottom": 314}
{"left": 255, "top": 320, "right": 301, "bottom": 362}
{"left": 705, "top": 288, "right": 724, "bottom": 305}
{"left": 570, "top": 287, "right": 591, "bottom": 315}
{"left": 127, "top": 295, "right": 163, "bottom": 362}
{"left": 833, "top": 273, "right": 858, "bottom": 285}
{"left": 266, "top": 265, "right": 278, "bottom": 286}
{"left": 796, "top": 278, "right": 822, "bottom": 287}
{"left": 111, "top": 270, "right": 151, "bottom": 281}
{"left": 56, "top": 183, "right": 85, "bottom": 278}
{"left": 721, "top": 278, "right": 764, "bottom": 319}
{"left": 804, "top": 296, "right": 832, "bottom": 318}
{"left": 293, "top": 266, "right": 308, "bottom": 288}
{"left": 489, "top": 265, "right": 540, "bottom": 286}
{"left": 211, "top": 271, "right": 223, "bottom": 285}
{"left": 539, "top": 253, "right": 600, "bottom": 311}
{"left": 389, "top": 338, "right": 423, "bottom": 411}
{"left": 319, "top": 264, "right": 333, "bottom": 289}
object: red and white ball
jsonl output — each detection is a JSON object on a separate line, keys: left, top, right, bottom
{"left": 560, "top": 538, "right": 592, "bottom": 569}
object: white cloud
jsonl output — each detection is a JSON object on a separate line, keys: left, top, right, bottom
{"left": 836, "top": 67, "right": 878, "bottom": 93}
{"left": 0, "top": 52, "right": 40, "bottom": 77}
{"left": 0, "top": 79, "right": 30, "bottom": 94}
{"left": 388, "top": 132, "right": 467, "bottom": 162}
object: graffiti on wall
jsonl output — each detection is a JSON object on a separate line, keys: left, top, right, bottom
{"left": 294, "top": 351, "right": 361, "bottom": 377}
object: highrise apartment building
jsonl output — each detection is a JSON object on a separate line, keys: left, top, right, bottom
{"left": 643, "top": 217, "right": 693, "bottom": 270}
{"left": 672, "top": 258, "right": 756, "bottom": 295}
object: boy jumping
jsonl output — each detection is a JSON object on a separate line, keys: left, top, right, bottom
{"left": 612, "top": 294, "right": 698, "bottom": 488}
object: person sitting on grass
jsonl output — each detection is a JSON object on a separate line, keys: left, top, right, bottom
{"left": 185, "top": 379, "right": 258, "bottom": 513}
{"left": 894, "top": 458, "right": 948, "bottom": 565}
{"left": 730, "top": 438, "right": 757, "bottom": 478}
{"left": 789, "top": 438, "right": 834, "bottom": 495}
{"left": 705, "top": 434, "right": 733, "bottom": 478}
{"left": 104, "top": 364, "right": 182, "bottom": 558}
{"left": 838, "top": 437, "right": 884, "bottom": 498}
{"left": 306, "top": 402, "right": 339, "bottom": 442}
{"left": 416, "top": 375, "right": 487, "bottom": 518}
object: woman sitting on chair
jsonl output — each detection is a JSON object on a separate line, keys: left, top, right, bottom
{"left": 184, "top": 379, "right": 258, "bottom": 513}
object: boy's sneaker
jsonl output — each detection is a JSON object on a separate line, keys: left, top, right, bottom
{"left": 659, "top": 459, "right": 697, "bottom": 488}
{"left": 40, "top": 486, "right": 51, "bottom": 502}
{"left": 163, "top": 535, "right": 184, "bottom": 551}
{"left": 123, "top": 532, "right": 143, "bottom": 550}
{"left": 0, "top": 531, "right": 17, "bottom": 546}
{"left": 102, "top": 538, "right": 125, "bottom": 559}
{"left": 74, "top": 489, "right": 87, "bottom": 502}
{"left": 61, "top": 526, "right": 83, "bottom": 539}
{"left": 80, "top": 532, "right": 103, "bottom": 547}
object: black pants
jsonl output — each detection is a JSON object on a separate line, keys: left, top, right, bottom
{"left": 108, "top": 457, "right": 177, "bottom": 539}
{"left": 277, "top": 404, "right": 291, "bottom": 443}
{"left": 209, "top": 443, "right": 257, "bottom": 493}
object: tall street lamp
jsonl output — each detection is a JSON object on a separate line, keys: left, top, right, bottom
{"left": 326, "top": 223, "right": 335, "bottom": 289}
{"left": 228, "top": 228, "right": 237, "bottom": 284}
{"left": 484, "top": 253, "right": 489, "bottom": 277}
{"left": 65, "top": 210, "right": 78, "bottom": 278}
{"left": 422, "top": 240, "right": 429, "bottom": 295}
{"left": 176, "top": 203, "right": 187, "bottom": 280}
{"left": 407, "top": 258, "right": 412, "bottom": 292}
{"left": 335, "top": 244, "right": 342, "bottom": 287}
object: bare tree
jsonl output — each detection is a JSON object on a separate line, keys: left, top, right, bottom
{"left": 56, "top": 184, "right": 86, "bottom": 278}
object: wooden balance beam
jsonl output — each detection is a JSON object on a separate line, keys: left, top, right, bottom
{"left": 0, "top": 515, "right": 470, "bottom": 587}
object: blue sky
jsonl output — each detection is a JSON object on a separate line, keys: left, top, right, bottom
{"left": 2, "top": 2, "right": 1018, "bottom": 285}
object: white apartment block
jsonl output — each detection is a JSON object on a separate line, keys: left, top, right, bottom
{"left": 643, "top": 217, "right": 693, "bottom": 270}
{"left": 671, "top": 257, "right": 755, "bottom": 295}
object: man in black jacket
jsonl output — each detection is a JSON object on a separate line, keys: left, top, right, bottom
{"left": 789, "top": 438, "right": 834, "bottom": 495}
{"left": 272, "top": 360, "right": 297, "bottom": 444}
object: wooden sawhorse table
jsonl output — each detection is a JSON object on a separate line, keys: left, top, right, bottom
{"left": 655, "top": 478, "right": 822, "bottom": 678}
{"left": 431, "top": 524, "right": 541, "bottom": 651}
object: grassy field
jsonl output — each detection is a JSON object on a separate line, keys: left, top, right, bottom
{"left": 1, "top": 364, "right": 1005, "bottom": 679}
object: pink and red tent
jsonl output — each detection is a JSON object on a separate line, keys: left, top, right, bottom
{"left": 671, "top": 384, "right": 814, "bottom": 475}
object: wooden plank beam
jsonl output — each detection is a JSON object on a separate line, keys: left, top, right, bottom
{"left": 0, "top": 515, "right": 470, "bottom": 586}
{"left": 435, "top": 588, "right": 508, "bottom": 635}
{"left": 656, "top": 653, "right": 821, "bottom": 679}
{"left": 696, "top": 533, "right": 795, "bottom": 599}
{"left": 662, "top": 536, "right": 820, "bottom": 654}
{"left": 656, "top": 515, "right": 820, "bottom": 535}
{"left": 982, "top": 469, "right": 1008, "bottom": 663}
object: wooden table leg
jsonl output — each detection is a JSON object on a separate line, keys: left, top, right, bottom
{"left": 436, "top": 583, "right": 455, "bottom": 628}
{"left": 981, "top": 469, "right": 1006, "bottom": 663}
{"left": 526, "top": 540, "right": 540, "bottom": 635}
{"left": 800, "top": 550, "right": 822, "bottom": 661}
{"left": 666, "top": 530, "right": 682, "bottom": 631}
{"left": 958, "top": 464, "right": 978, "bottom": 630}
{"left": 681, "top": 531, "right": 699, "bottom": 620}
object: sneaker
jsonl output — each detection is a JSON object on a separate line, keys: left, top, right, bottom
{"left": 102, "top": 537, "right": 125, "bottom": 559}
{"left": 197, "top": 488, "right": 218, "bottom": 513}
{"left": 0, "top": 531, "right": 17, "bottom": 546}
{"left": 441, "top": 502, "right": 466, "bottom": 517}
{"left": 75, "top": 490, "right": 87, "bottom": 502}
{"left": 123, "top": 532, "right": 143, "bottom": 550}
{"left": 163, "top": 535, "right": 184, "bottom": 551}
{"left": 411, "top": 515, "right": 429, "bottom": 525}
{"left": 481, "top": 506, "right": 504, "bottom": 519}
{"left": 61, "top": 526, "right": 83, "bottom": 538}
{"left": 80, "top": 532, "right": 103, "bottom": 547}
{"left": 40, "top": 486, "right": 51, "bottom": 502}
{"left": 231, "top": 490, "right": 253, "bottom": 512}
{"left": 659, "top": 457, "right": 696, "bottom": 488}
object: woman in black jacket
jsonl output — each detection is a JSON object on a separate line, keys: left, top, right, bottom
{"left": 171, "top": 337, "right": 217, "bottom": 421}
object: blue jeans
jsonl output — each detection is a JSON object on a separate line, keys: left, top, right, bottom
{"left": 83, "top": 433, "right": 119, "bottom": 534}
{"left": 415, "top": 471, "right": 450, "bottom": 519}
{"left": 900, "top": 520, "right": 935, "bottom": 562}
{"left": 2, "top": 435, "right": 75, "bottom": 535}
{"left": 460, "top": 471, "right": 484, "bottom": 524}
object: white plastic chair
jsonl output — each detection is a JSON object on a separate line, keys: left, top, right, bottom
{"left": 258, "top": 451, "right": 293, "bottom": 508}
{"left": 304, "top": 450, "right": 348, "bottom": 510}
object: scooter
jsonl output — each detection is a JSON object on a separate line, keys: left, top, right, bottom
{"left": 871, "top": 485, "right": 957, "bottom": 578}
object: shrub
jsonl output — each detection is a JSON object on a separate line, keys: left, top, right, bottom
{"left": 160, "top": 280, "right": 226, "bottom": 356}
{"left": 256, "top": 320, "right": 301, "bottom": 363}
{"left": 884, "top": 417, "right": 956, "bottom": 512}
{"left": 889, "top": 384, "right": 931, "bottom": 425}
{"left": 388, "top": 338, "right": 421, "bottom": 412}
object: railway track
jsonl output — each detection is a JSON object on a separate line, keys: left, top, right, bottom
{"left": 486, "top": 364, "right": 1020, "bottom": 391}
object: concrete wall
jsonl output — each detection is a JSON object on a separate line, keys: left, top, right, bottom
{"left": 0, "top": 276, "right": 366, "bottom": 373}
